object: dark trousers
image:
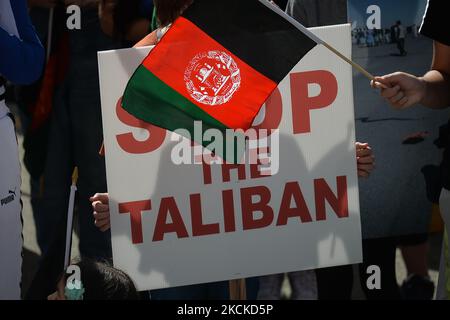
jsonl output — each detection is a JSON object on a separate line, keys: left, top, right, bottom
{"left": 316, "top": 237, "right": 401, "bottom": 300}
{"left": 35, "top": 65, "right": 112, "bottom": 259}
{"left": 397, "top": 38, "right": 406, "bottom": 55}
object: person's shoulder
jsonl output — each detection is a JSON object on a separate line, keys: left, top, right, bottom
{"left": 420, "top": 0, "right": 450, "bottom": 45}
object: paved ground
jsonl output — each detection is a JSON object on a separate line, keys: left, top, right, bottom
{"left": 18, "top": 34, "right": 445, "bottom": 299}
{"left": 353, "top": 35, "right": 449, "bottom": 239}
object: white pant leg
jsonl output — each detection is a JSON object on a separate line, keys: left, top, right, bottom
{"left": 0, "top": 115, "right": 22, "bottom": 300}
{"left": 437, "top": 189, "right": 450, "bottom": 300}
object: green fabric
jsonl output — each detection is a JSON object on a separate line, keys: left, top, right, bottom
{"left": 123, "top": 65, "right": 228, "bottom": 133}
{"left": 150, "top": 7, "right": 158, "bottom": 32}
{"left": 122, "top": 65, "right": 245, "bottom": 162}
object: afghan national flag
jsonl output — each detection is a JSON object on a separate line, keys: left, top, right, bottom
{"left": 122, "top": 0, "right": 322, "bottom": 155}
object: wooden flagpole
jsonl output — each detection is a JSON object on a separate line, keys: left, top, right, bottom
{"left": 258, "top": 0, "right": 388, "bottom": 87}
{"left": 321, "top": 42, "right": 375, "bottom": 81}
{"left": 229, "top": 279, "right": 247, "bottom": 300}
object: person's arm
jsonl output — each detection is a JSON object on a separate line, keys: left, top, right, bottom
{"left": 372, "top": 41, "right": 450, "bottom": 110}
{"left": 421, "top": 41, "right": 450, "bottom": 108}
{"left": 0, "top": 0, "right": 45, "bottom": 84}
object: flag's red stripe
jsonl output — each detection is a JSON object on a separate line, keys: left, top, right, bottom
{"left": 142, "top": 17, "right": 277, "bottom": 130}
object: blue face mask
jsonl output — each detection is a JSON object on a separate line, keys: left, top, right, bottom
{"left": 64, "top": 280, "right": 85, "bottom": 301}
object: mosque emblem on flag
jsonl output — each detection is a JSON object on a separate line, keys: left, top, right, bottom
{"left": 184, "top": 51, "right": 241, "bottom": 106}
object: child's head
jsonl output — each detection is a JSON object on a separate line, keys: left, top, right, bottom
{"left": 153, "top": 0, "right": 193, "bottom": 27}
{"left": 48, "top": 259, "right": 139, "bottom": 300}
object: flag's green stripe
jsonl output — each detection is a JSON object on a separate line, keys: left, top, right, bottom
{"left": 122, "top": 65, "right": 228, "bottom": 135}
{"left": 122, "top": 66, "right": 245, "bottom": 163}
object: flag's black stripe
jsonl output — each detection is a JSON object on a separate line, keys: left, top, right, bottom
{"left": 183, "top": 0, "right": 317, "bottom": 83}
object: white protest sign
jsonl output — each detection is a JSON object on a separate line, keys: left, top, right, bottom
{"left": 98, "top": 24, "right": 362, "bottom": 291}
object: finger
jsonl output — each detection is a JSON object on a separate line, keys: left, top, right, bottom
{"left": 93, "top": 211, "right": 110, "bottom": 220}
{"left": 356, "top": 148, "right": 373, "bottom": 157}
{"left": 94, "top": 217, "right": 109, "bottom": 227}
{"left": 92, "top": 201, "right": 109, "bottom": 212}
{"left": 92, "top": 200, "right": 109, "bottom": 212}
{"left": 377, "top": 73, "right": 408, "bottom": 87}
{"left": 380, "top": 85, "right": 401, "bottom": 99}
{"left": 100, "top": 224, "right": 111, "bottom": 232}
{"left": 134, "top": 30, "right": 158, "bottom": 47}
{"left": 390, "top": 91, "right": 405, "bottom": 103}
{"left": 395, "top": 96, "right": 410, "bottom": 108}
{"left": 373, "top": 76, "right": 391, "bottom": 87}
{"left": 357, "top": 164, "right": 374, "bottom": 172}
{"left": 355, "top": 142, "right": 369, "bottom": 149}
{"left": 357, "top": 156, "right": 375, "bottom": 164}
{"left": 90, "top": 193, "right": 109, "bottom": 204}
{"left": 94, "top": 218, "right": 110, "bottom": 227}
{"left": 95, "top": 219, "right": 109, "bottom": 228}
{"left": 371, "top": 80, "right": 389, "bottom": 89}
{"left": 90, "top": 193, "right": 108, "bottom": 202}
{"left": 358, "top": 170, "right": 369, "bottom": 178}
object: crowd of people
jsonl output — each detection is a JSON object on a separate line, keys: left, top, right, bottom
{"left": 0, "top": 0, "right": 449, "bottom": 300}
{"left": 352, "top": 20, "right": 411, "bottom": 56}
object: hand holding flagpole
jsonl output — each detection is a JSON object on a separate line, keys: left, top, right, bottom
{"left": 64, "top": 167, "right": 78, "bottom": 269}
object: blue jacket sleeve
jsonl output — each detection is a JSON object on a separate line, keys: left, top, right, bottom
{"left": 0, "top": 0, "right": 45, "bottom": 85}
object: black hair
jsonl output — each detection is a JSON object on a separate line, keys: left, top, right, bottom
{"left": 63, "top": 259, "right": 140, "bottom": 300}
